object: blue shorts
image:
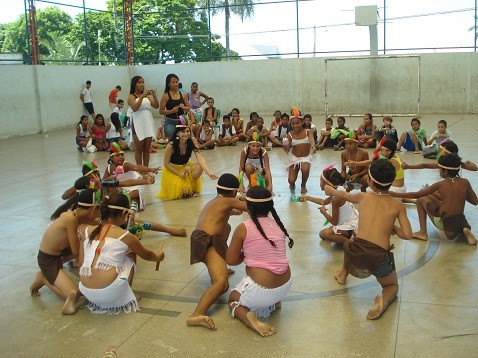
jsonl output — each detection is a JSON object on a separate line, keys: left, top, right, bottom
{"left": 402, "top": 132, "right": 422, "bottom": 151}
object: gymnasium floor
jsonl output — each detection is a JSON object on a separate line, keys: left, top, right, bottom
{"left": 0, "top": 114, "right": 477, "bottom": 357}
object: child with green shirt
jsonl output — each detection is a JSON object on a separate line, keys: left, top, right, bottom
{"left": 396, "top": 118, "right": 427, "bottom": 154}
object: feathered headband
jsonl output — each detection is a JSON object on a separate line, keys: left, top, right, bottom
{"left": 344, "top": 130, "right": 359, "bottom": 142}
{"left": 109, "top": 142, "right": 124, "bottom": 157}
{"left": 248, "top": 132, "right": 262, "bottom": 145}
{"left": 291, "top": 106, "right": 302, "bottom": 119}
{"left": 176, "top": 114, "right": 189, "bottom": 128}
{"left": 82, "top": 161, "right": 99, "bottom": 177}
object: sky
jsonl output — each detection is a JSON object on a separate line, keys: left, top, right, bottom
{"left": 2, "top": 0, "right": 476, "bottom": 59}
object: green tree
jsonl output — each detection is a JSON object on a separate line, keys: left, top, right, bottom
{"left": 199, "top": 0, "right": 255, "bottom": 59}
{"left": 114, "top": 0, "right": 236, "bottom": 63}
{"left": 1, "top": 7, "right": 73, "bottom": 59}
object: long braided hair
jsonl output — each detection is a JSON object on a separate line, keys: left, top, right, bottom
{"left": 246, "top": 186, "right": 294, "bottom": 249}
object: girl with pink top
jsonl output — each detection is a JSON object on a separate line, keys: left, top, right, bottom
{"left": 226, "top": 186, "right": 293, "bottom": 337}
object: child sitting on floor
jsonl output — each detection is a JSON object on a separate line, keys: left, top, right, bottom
{"left": 325, "top": 160, "right": 412, "bottom": 320}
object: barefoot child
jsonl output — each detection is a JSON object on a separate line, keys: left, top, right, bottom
{"left": 226, "top": 186, "right": 293, "bottom": 337}
{"left": 301, "top": 166, "right": 358, "bottom": 245}
{"left": 389, "top": 154, "right": 478, "bottom": 245}
{"left": 340, "top": 133, "right": 369, "bottom": 192}
{"left": 30, "top": 189, "right": 101, "bottom": 315}
{"left": 238, "top": 136, "right": 273, "bottom": 193}
{"left": 187, "top": 173, "right": 247, "bottom": 330}
{"left": 284, "top": 111, "right": 316, "bottom": 194}
{"left": 78, "top": 192, "right": 165, "bottom": 314}
{"left": 325, "top": 160, "right": 412, "bottom": 320}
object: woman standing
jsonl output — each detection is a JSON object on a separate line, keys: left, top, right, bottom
{"left": 128, "top": 76, "right": 159, "bottom": 166}
{"left": 160, "top": 73, "right": 190, "bottom": 140}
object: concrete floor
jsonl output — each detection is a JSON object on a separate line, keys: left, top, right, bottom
{"left": 0, "top": 114, "right": 477, "bottom": 358}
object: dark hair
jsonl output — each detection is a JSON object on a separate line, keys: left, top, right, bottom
{"left": 323, "top": 168, "right": 344, "bottom": 187}
{"left": 381, "top": 139, "right": 397, "bottom": 159}
{"left": 89, "top": 192, "right": 130, "bottom": 243}
{"left": 170, "top": 126, "right": 196, "bottom": 156}
{"left": 337, "top": 116, "right": 345, "bottom": 121}
{"left": 223, "top": 114, "right": 231, "bottom": 121}
{"left": 303, "top": 114, "right": 312, "bottom": 120}
{"left": 117, "top": 99, "right": 124, "bottom": 105}
{"left": 179, "top": 82, "right": 183, "bottom": 88}
{"left": 216, "top": 173, "right": 239, "bottom": 196}
{"left": 50, "top": 176, "right": 92, "bottom": 220}
{"left": 369, "top": 160, "right": 395, "bottom": 190}
{"left": 438, "top": 153, "right": 461, "bottom": 177}
{"left": 250, "top": 112, "right": 258, "bottom": 120}
{"left": 78, "top": 115, "right": 88, "bottom": 125}
{"left": 411, "top": 117, "right": 420, "bottom": 125}
{"left": 86, "top": 80, "right": 91, "bottom": 85}
{"left": 202, "top": 119, "right": 210, "bottom": 125}
{"left": 129, "top": 76, "right": 142, "bottom": 94}
{"left": 82, "top": 162, "right": 99, "bottom": 176}
{"left": 244, "top": 145, "right": 265, "bottom": 175}
{"left": 231, "top": 108, "right": 240, "bottom": 115}
{"left": 325, "top": 117, "right": 333, "bottom": 124}
{"left": 438, "top": 119, "right": 447, "bottom": 127}
{"left": 246, "top": 186, "right": 294, "bottom": 249}
{"left": 383, "top": 116, "right": 393, "bottom": 122}
{"left": 364, "top": 113, "right": 373, "bottom": 121}
{"left": 110, "top": 112, "right": 122, "bottom": 132}
{"left": 442, "top": 140, "right": 458, "bottom": 154}
{"left": 207, "top": 97, "right": 214, "bottom": 102}
{"left": 191, "top": 82, "right": 198, "bottom": 87}
{"left": 116, "top": 85, "right": 121, "bottom": 90}
{"left": 274, "top": 110, "right": 281, "bottom": 115}
{"left": 164, "top": 73, "right": 179, "bottom": 93}
{"left": 281, "top": 113, "right": 289, "bottom": 120}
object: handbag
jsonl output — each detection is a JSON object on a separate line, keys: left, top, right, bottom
{"left": 422, "top": 144, "right": 437, "bottom": 159}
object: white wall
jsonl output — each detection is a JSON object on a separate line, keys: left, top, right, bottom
{"left": 1, "top": 52, "right": 477, "bottom": 139}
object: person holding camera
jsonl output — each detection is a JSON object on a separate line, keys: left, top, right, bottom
{"left": 128, "top": 76, "right": 159, "bottom": 167}
{"left": 159, "top": 73, "right": 191, "bottom": 140}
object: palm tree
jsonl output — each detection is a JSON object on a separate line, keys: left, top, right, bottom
{"left": 201, "top": 0, "right": 255, "bottom": 60}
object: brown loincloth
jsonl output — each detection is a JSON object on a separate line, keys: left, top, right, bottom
{"left": 190, "top": 229, "right": 228, "bottom": 265}
{"left": 442, "top": 214, "right": 471, "bottom": 240}
{"left": 37, "top": 247, "right": 72, "bottom": 284}
{"left": 343, "top": 237, "right": 394, "bottom": 279}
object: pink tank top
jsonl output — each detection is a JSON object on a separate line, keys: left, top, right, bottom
{"left": 243, "top": 217, "right": 289, "bottom": 275}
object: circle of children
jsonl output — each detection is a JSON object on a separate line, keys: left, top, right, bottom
{"left": 38, "top": 79, "right": 477, "bottom": 338}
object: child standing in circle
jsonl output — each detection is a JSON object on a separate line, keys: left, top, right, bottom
{"left": 325, "top": 160, "right": 412, "bottom": 320}
{"left": 302, "top": 167, "right": 358, "bottom": 244}
{"left": 284, "top": 114, "right": 316, "bottom": 193}
{"left": 238, "top": 136, "right": 273, "bottom": 193}
{"left": 78, "top": 192, "right": 165, "bottom": 314}
{"left": 226, "top": 186, "right": 293, "bottom": 337}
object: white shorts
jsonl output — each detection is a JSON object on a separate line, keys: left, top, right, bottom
{"left": 231, "top": 275, "right": 292, "bottom": 318}
{"left": 331, "top": 217, "right": 359, "bottom": 234}
{"left": 79, "top": 257, "right": 138, "bottom": 315}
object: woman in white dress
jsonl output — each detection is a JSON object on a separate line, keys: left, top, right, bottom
{"left": 128, "top": 76, "right": 159, "bottom": 166}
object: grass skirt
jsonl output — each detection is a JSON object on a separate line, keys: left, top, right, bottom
{"left": 156, "top": 161, "right": 202, "bottom": 200}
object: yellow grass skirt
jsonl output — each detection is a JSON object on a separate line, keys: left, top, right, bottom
{"left": 156, "top": 161, "right": 202, "bottom": 200}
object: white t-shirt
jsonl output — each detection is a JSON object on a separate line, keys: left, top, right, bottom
{"left": 81, "top": 88, "right": 92, "bottom": 103}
